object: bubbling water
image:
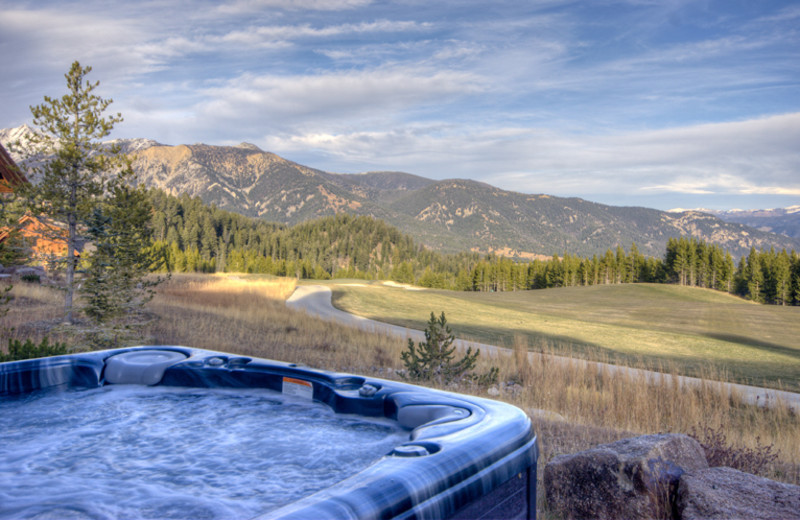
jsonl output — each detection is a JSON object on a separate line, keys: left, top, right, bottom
{"left": 0, "top": 385, "right": 408, "bottom": 520}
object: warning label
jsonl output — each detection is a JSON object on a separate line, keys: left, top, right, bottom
{"left": 282, "top": 377, "right": 314, "bottom": 400}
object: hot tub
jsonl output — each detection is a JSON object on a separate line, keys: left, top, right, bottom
{"left": 0, "top": 346, "right": 538, "bottom": 520}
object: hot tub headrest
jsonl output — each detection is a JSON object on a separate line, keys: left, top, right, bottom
{"left": 397, "top": 404, "right": 470, "bottom": 429}
{"left": 104, "top": 350, "right": 188, "bottom": 385}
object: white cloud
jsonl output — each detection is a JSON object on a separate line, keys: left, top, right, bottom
{"left": 2, "top": 1, "right": 798, "bottom": 211}
{"left": 131, "top": 37, "right": 210, "bottom": 63}
{"left": 257, "top": 112, "right": 800, "bottom": 203}
{"left": 0, "top": 7, "right": 211, "bottom": 89}
{"left": 194, "top": 66, "right": 486, "bottom": 126}
{"left": 0, "top": 9, "right": 146, "bottom": 71}
{"left": 754, "top": 4, "right": 800, "bottom": 24}
{"left": 643, "top": 178, "right": 800, "bottom": 197}
{"left": 212, "top": 20, "right": 431, "bottom": 47}
{"left": 215, "top": 0, "right": 373, "bottom": 14}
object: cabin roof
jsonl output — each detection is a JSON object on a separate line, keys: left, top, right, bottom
{"left": 0, "top": 142, "right": 30, "bottom": 193}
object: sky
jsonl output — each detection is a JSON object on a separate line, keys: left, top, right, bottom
{"left": 1, "top": 0, "right": 799, "bottom": 211}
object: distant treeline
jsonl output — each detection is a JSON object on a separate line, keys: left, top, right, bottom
{"left": 147, "top": 190, "right": 800, "bottom": 305}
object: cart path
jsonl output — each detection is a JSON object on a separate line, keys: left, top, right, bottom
{"left": 286, "top": 284, "right": 800, "bottom": 412}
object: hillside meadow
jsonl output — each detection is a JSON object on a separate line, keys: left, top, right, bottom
{"left": 327, "top": 282, "right": 800, "bottom": 392}
{"left": 2, "top": 274, "right": 798, "bottom": 516}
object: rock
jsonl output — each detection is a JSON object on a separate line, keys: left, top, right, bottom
{"left": 544, "top": 433, "right": 708, "bottom": 520}
{"left": 678, "top": 466, "right": 800, "bottom": 520}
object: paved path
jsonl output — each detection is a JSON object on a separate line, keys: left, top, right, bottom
{"left": 287, "top": 284, "right": 800, "bottom": 412}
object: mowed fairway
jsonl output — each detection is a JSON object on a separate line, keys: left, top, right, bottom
{"left": 327, "top": 282, "right": 800, "bottom": 392}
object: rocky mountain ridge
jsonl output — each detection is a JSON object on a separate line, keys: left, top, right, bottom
{"left": 3, "top": 125, "right": 799, "bottom": 258}
{"left": 686, "top": 207, "right": 800, "bottom": 239}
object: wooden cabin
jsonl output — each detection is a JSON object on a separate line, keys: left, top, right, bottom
{"left": 0, "top": 142, "right": 77, "bottom": 268}
{"left": 0, "top": 214, "right": 76, "bottom": 266}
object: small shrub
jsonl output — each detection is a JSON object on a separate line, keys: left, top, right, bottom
{"left": 401, "top": 311, "right": 498, "bottom": 387}
{"left": 0, "top": 337, "right": 69, "bottom": 362}
{"left": 689, "top": 424, "right": 779, "bottom": 476}
{"left": 467, "top": 366, "right": 500, "bottom": 387}
{"left": 0, "top": 283, "right": 11, "bottom": 318}
{"left": 21, "top": 273, "right": 41, "bottom": 284}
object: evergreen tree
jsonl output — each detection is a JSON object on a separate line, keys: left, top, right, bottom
{"left": 16, "top": 61, "right": 125, "bottom": 324}
{"left": 0, "top": 199, "right": 21, "bottom": 318}
{"left": 401, "top": 312, "right": 485, "bottom": 386}
{"left": 0, "top": 190, "right": 27, "bottom": 270}
{"left": 792, "top": 251, "right": 800, "bottom": 305}
{"left": 746, "top": 248, "right": 765, "bottom": 302}
{"left": 615, "top": 246, "right": 627, "bottom": 283}
{"left": 767, "top": 249, "right": 792, "bottom": 305}
{"left": 628, "top": 242, "right": 643, "bottom": 282}
{"left": 665, "top": 238, "right": 689, "bottom": 285}
{"left": 603, "top": 249, "right": 616, "bottom": 284}
{"left": 80, "top": 176, "right": 159, "bottom": 347}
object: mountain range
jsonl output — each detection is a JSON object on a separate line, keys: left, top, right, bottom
{"left": 686, "top": 207, "right": 800, "bottom": 240}
{"left": 3, "top": 125, "right": 799, "bottom": 259}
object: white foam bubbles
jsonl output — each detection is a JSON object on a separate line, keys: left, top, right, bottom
{"left": 0, "top": 385, "right": 408, "bottom": 520}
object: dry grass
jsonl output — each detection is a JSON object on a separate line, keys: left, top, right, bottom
{"left": 491, "top": 336, "right": 799, "bottom": 474}
{"left": 0, "top": 281, "right": 71, "bottom": 344}
{"left": 2, "top": 273, "right": 799, "bottom": 518}
{"left": 162, "top": 273, "right": 299, "bottom": 302}
{"left": 142, "top": 274, "right": 402, "bottom": 375}
{"left": 486, "top": 335, "right": 800, "bottom": 512}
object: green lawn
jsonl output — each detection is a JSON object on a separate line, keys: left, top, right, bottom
{"left": 321, "top": 282, "right": 800, "bottom": 391}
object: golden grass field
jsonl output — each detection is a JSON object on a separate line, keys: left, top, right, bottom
{"left": 2, "top": 274, "right": 799, "bottom": 516}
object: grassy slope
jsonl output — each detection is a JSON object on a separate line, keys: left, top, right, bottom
{"left": 327, "top": 282, "right": 800, "bottom": 391}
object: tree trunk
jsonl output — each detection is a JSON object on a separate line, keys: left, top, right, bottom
{"left": 64, "top": 212, "right": 76, "bottom": 324}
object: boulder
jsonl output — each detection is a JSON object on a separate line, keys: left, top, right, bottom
{"left": 678, "top": 466, "right": 800, "bottom": 520}
{"left": 544, "top": 433, "right": 708, "bottom": 520}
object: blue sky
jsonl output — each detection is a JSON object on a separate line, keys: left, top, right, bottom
{"left": 1, "top": 0, "right": 798, "bottom": 211}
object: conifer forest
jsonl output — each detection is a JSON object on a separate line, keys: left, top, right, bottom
{"left": 147, "top": 190, "right": 800, "bottom": 305}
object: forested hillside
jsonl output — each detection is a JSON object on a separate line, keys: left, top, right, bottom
{"left": 148, "top": 190, "right": 465, "bottom": 279}
{"left": 146, "top": 190, "right": 800, "bottom": 305}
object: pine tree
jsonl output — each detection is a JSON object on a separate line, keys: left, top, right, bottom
{"left": 401, "top": 312, "right": 488, "bottom": 386}
{"left": 771, "top": 250, "right": 792, "bottom": 305}
{"left": 746, "top": 248, "right": 765, "bottom": 302}
{"left": 80, "top": 175, "right": 159, "bottom": 347}
{"left": 0, "top": 190, "right": 27, "bottom": 270}
{"left": 16, "top": 61, "right": 125, "bottom": 324}
{"left": 628, "top": 242, "right": 642, "bottom": 282}
{"left": 615, "top": 245, "right": 627, "bottom": 283}
{"left": 0, "top": 190, "right": 27, "bottom": 317}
